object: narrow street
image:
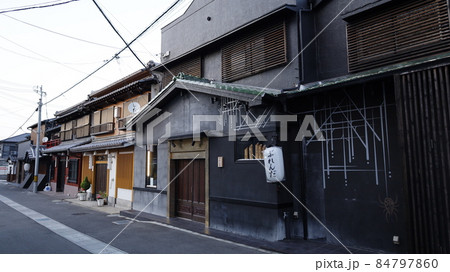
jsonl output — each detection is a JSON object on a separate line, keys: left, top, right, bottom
{"left": 0, "top": 181, "right": 266, "bottom": 254}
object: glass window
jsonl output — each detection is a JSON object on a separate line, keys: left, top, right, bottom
{"left": 146, "top": 145, "right": 157, "bottom": 188}
{"left": 68, "top": 159, "right": 78, "bottom": 183}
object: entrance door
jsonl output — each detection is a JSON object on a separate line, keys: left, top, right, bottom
{"left": 95, "top": 164, "right": 107, "bottom": 194}
{"left": 175, "top": 159, "right": 205, "bottom": 222}
{"left": 57, "top": 159, "right": 65, "bottom": 192}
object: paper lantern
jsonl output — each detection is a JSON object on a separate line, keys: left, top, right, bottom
{"left": 263, "top": 146, "right": 285, "bottom": 183}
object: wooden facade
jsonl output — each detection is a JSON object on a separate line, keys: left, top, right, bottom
{"left": 395, "top": 64, "right": 450, "bottom": 253}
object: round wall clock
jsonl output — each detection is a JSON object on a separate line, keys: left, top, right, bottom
{"left": 128, "top": 102, "right": 141, "bottom": 114}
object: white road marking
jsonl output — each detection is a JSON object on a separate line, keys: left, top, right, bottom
{"left": 0, "top": 194, "right": 127, "bottom": 254}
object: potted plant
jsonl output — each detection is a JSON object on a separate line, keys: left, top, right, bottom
{"left": 79, "top": 177, "right": 91, "bottom": 201}
{"left": 96, "top": 191, "right": 107, "bottom": 206}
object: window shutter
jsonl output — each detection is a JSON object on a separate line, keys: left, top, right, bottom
{"left": 101, "top": 107, "right": 114, "bottom": 123}
{"left": 222, "top": 20, "right": 287, "bottom": 82}
{"left": 77, "top": 115, "right": 89, "bottom": 127}
{"left": 162, "top": 56, "right": 202, "bottom": 88}
{"left": 347, "top": 0, "right": 450, "bottom": 72}
{"left": 93, "top": 111, "right": 101, "bottom": 126}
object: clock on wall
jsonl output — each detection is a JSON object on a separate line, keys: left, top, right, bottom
{"left": 128, "top": 102, "right": 141, "bottom": 114}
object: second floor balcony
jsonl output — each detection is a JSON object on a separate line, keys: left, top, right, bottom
{"left": 90, "top": 122, "right": 114, "bottom": 136}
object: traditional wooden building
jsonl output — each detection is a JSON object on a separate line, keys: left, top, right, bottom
{"left": 44, "top": 68, "right": 158, "bottom": 207}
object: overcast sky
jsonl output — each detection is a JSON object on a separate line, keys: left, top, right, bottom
{"left": 0, "top": 0, "right": 192, "bottom": 141}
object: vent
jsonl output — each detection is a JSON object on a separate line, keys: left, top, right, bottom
{"left": 222, "top": 20, "right": 287, "bottom": 82}
{"left": 347, "top": 0, "right": 450, "bottom": 72}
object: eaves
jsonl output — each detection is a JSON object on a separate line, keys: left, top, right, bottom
{"left": 283, "top": 51, "right": 450, "bottom": 98}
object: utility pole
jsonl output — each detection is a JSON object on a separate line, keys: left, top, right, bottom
{"left": 33, "top": 86, "right": 46, "bottom": 193}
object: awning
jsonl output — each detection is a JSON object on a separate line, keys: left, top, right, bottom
{"left": 70, "top": 135, "right": 134, "bottom": 153}
{"left": 42, "top": 138, "right": 92, "bottom": 154}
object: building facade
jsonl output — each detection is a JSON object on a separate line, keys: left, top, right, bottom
{"left": 0, "top": 133, "right": 30, "bottom": 181}
{"left": 44, "top": 68, "right": 158, "bottom": 207}
{"left": 129, "top": 0, "right": 309, "bottom": 242}
{"left": 128, "top": 0, "right": 450, "bottom": 253}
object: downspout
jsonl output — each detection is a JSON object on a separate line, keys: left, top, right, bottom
{"left": 281, "top": 0, "right": 313, "bottom": 93}
{"left": 281, "top": 0, "right": 313, "bottom": 241}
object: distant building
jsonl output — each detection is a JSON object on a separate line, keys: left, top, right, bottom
{"left": 0, "top": 133, "right": 30, "bottom": 181}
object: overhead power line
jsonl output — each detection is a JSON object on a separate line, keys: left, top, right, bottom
{"left": 0, "top": 0, "right": 65, "bottom": 11}
{"left": 91, "top": 0, "right": 146, "bottom": 68}
{"left": 0, "top": 0, "right": 79, "bottom": 15}
{"left": 44, "top": 0, "right": 183, "bottom": 106}
{"left": 2, "top": 14, "right": 119, "bottom": 49}
{"left": 0, "top": 34, "right": 109, "bottom": 80}
{"left": 7, "top": 110, "right": 36, "bottom": 138}
{"left": 6, "top": 0, "right": 186, "bottom": 139}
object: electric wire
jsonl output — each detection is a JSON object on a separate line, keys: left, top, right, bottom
{"left": 44, "top": 0, "right": 183, "bottom": 106}
{"left": 91, "top": 0, "right": 146, "bottom": 68}
{"left": 2, "top": 14, "right": 120, "bottom": 50}
{"left": 0, "top": 34, "right": 110, "bottom": 79}
{"left": 96, "top": 0, "right": 192, "bottom": 60}
{"left": 0, "top": 0, "right": 79, "bottom": 15}
{"left": 7, "top": 110, "right": 36, "bottom": 138}
{"left": 0, "top": 43, "right": 104, "bottom": 65}
{"left": 0, "top": 0, "right": 66, "bottom": 11}
{"left": 6, "top": 0, "right": 184, "bottom": 138}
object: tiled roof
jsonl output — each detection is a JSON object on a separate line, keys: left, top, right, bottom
{"left": 0, "top": 133, "right": 30, "bottom": 143}
{"left": 176, "top": 73, "right": 281, "bottom": 96}
{"left": 127, "top": 73, "right": 281, "bottom": 128}
{"left": 70, "top": 134, "right": 135, "bottom": 153}
{"left": 284, "top": 51, "right": 450, "bottom": 95}
{"left": 42, "top": 138, "right": 92, "bottom": 154}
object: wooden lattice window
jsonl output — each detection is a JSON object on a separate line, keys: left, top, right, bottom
{"left": 222, "top": 20, "right": 287, "bottom": 82}
{"left": 347, "top": 0, "right": 450, "bottom": 72}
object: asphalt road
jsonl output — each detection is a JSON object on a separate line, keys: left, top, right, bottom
{"left": 0, "top": 181, "right": 266, "bottom": 254}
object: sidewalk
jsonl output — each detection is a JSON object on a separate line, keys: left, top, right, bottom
{"left": 40, "top": 190, "right": 123, "bottom": 215}
{"left": 119, "top": 210, "right": 376, "bottom": 254}
{"left": 31, "top": 184, "right": 375, "bottom": 254}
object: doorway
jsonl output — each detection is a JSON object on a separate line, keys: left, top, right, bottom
{"left": 175, "top": 159, "right": 205, "bottom": 222}
{"left": 95, "top": 164, "right": 107, "bottom": 194}
{"left": 57, "top": 159, "right": 65, "bottom": 192}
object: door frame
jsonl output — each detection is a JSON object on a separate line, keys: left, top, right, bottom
{"left": 167, "top": 137, "right": 209, "bottom": 226}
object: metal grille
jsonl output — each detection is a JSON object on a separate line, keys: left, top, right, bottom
{"left": 347, "top": 0, "right": 450, "bottom": 72}
{"left": 162, "top": 56, "right": 202, "bottom": 88}
{"left": 222, "top": 21, "right": 287, "bottom": 82}
{"left": 395, "top": 64, "right": 450, "bottom": 253}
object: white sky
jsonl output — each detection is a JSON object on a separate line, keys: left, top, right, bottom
{"left": 0, "top": 0, "right": 192, "bottom": 140}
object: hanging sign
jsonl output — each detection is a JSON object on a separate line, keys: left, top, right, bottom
{"left": 263, "top": 146, "right": 285, "bottom": 183}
